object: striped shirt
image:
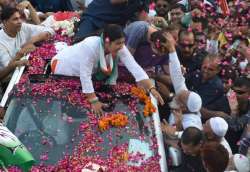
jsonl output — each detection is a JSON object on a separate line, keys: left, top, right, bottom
{"left": 239, "top": 136, "right": 250, "bottom": 156}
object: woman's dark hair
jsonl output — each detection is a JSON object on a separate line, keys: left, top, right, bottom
{"left": 1, "top": 6, "right": 19, "bottom": 21}
{"left": 201, "top": 142, "right": 229, "bottom": 172}
{"left": 150, "top": 30, "right": 166, "bottom": 47}
{"left": 103, "top": 24, "right": 125, "bottom": 42}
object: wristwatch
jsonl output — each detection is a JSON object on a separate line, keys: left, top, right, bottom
{"left": 149, "top": 86, "right": 156, "bottom": 93}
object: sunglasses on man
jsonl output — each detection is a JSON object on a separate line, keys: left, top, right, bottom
{"left": 232, "top": 88, "right": 248, "bottom": 95}
{"left": 170, "top": 12, "right": 183, "bottom": 16}
{"left": 179, "top": 43, "right": 195, "bottom": 48}
{"left": 156, "top": 4, "right": 168, "bottom": 8}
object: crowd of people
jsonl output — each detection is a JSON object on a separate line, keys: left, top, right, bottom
{"left": 0, "top": 0, "right": 249, "bottom": 171}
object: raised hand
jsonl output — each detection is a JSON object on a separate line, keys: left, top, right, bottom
{"left": 91, "top": 101, "right": 108, "bottom": 117}
{"left": 161, "top": 119, "right": 176, "bottom": 136}
{"left": 162, "top": 32, "right": 176, "bottom": 53}
{"left": 16, "top": 1, "right": 31, "bottom": 11}
{"left": 150, "top": 88, "right": 165, "bottom": 105}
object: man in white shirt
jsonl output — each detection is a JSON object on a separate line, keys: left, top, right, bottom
{"left": 203, "top": 117, "right": 233, "bottom": 157}
{"left": 0, "top": 0, "right": 41, "bottom": 24}
{"left": 162, "top": 32, "right": 203, "bottom": 130}
{"left": 0, "top": 6, "right": 54, "bottom": 81}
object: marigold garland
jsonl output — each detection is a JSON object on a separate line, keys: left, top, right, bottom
{"left": 144, "top": 98, "right": 156, "bottom": 117}
{"left": 131, "top": 87, "right": 156, "bottom": 117}
{"left": 98, "top": 113, "right": 128, "bottom": 131}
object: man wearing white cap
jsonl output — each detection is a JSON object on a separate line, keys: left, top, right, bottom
{"left": 163, "top": 33, "right": 202, "bottom": 130}
{"left": 226, "top": 154, "right": 250, "bottom": 172}
{"left": 203, "top": 117, "right": 233, "bottom": 157}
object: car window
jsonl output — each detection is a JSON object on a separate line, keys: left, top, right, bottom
{"left": 4, "top": 95, "right": 155, "bottom": 165}
{"left": 4, "top": 96, "right": 88, "bottom": 164}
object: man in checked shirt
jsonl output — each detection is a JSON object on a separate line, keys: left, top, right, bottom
{"left": 224, "top": 76, "right": 250, "bottom": 153}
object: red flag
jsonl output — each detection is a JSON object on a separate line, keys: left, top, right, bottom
{"left": 218, "top": 0, "right": 230, "bottom": 16}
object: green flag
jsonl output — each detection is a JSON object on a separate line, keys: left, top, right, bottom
{"left": 181, "top": 12, "right": 192, "bottom": 28}
{"left": 0, "top": 124, "right": 35, "bottom": 171}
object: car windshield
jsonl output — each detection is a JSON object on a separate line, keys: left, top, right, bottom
{"left": 4, "top": 95, "right": 154, "bottom": 165}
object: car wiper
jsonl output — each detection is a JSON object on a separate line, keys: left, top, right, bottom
{"left": 28, "top": 74, "right": 80, "bottom": 83}
{"left": 135, "top": 112, "right": 144, "bottom": 134}
{"left": 44, "top": 59, "right": 51, "bottom": 75}
{"left": 29, "top": 74, "right": 49, "bottom": 83}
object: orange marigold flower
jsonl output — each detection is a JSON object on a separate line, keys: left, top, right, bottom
{"left": 131, "top": 86, "right": 156, "bottom": 117}
{"left": 98, "top": 113, "right": 128, "bottom": 131}
{"left": 98, "top": 120, "right": 109, "bottom": 131}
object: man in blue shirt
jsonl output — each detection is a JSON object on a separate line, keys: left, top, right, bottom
{"left": 225, "top": 77, "right": 250, "bottom": 153}
{"left": 186, "top": 54, "right": 231, "bottom": 120}
{"left": 74, "top": 0, "right": 149, "bottom": 41}
{"left": 29, "top": 0, "right": 73, "bottom": 13}
{"left": 177, "top": 29, "right": 207, "bottom": 73}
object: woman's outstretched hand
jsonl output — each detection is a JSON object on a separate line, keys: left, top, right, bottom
{"left": 91, "top": 101, "right": 108, "bottom": 117}
{"left": 150, "top": 88, "right": 165, "bottom": 105}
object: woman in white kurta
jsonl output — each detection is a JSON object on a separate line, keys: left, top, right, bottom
{"left": 52, "top": 24, "right": 164, "bottom": 115}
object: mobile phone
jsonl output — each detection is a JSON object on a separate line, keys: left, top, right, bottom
{"left": 230, "top": 39, "right": 240, "bottom": 50}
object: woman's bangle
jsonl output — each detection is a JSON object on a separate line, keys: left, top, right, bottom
{"left": 174, "top": 131, "right": 183, "bottom": 139}
{"left": 89, "top": 97, "right": 99, "bottom": 104}
{"left": 149, "top": 86, "right": 156, "bottom": 93}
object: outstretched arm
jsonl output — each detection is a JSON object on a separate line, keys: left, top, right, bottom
{"left": 165, "top": 33, "right": 188, "bottom": 94}
{"left": 119, "top": 46, "right": 165, "bottom": 105}
{"left": 0, "top": 60, "right": 28, "bottom": 80}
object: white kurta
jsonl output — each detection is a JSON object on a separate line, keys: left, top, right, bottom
{"left": 220, "top": 137, "right": 233, "bottom": 157}
{"left": 168, "top": 51, "right": 202, "bottom": 130}
{"left": 0, "top": 23, "right": 55, "bottom": 70}
{"left": 52, "top": 36, "right": 149, "bottom": 93}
